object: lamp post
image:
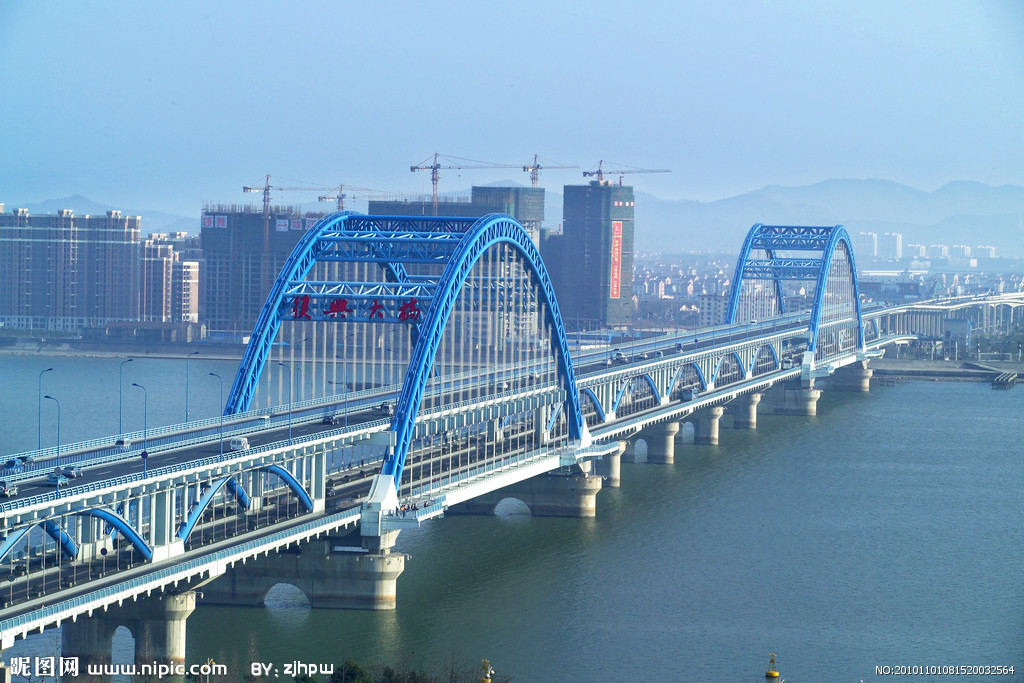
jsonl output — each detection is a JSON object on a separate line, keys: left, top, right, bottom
{"left": 185, "top": 351, "right": 199, "bottom": 423}
{"left": 118, "top": 358, "right": 134, "bottom": 434}
{"left": 334, "top": 355, "right": 350, "bottom": 428}
{"left": 43, "top": 395, "right": 60, "bottom": 465}
{"left": 132, "top": 383, "right": 149, "bottom": 473}
{"left": 209, "top": 372, "right": 224, "bottom": 458}
{"left": 277, "top": 362, "right": 293, "bottom": 442}
{"left": 38, "top": 367, "right": 53, "bottom": 451}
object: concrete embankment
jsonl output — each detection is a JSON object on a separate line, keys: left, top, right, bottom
{"left": 870, "top": 358, "right": 1024, "bottom": 383}
{"left": 0, "top": 338, "right": 246, "bottom": 360}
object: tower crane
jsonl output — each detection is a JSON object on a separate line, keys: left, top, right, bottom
{"left": 582, "top": 160, "right": 671, "bottom": 185}
{"left": 318, "top": 184, "right": 420, "bottom": 211}
{"left": 243, "top": 174, "right": 333, "bottom": 293}
{"left": 522, "top": 154, "right": 578, "bottom": 188}
{"left": 410, "top": 153, "right": 520, "bottom": 215}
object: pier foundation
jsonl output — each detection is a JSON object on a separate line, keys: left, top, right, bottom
{"left": 201, "top": 537, "right": 405, "bottom": 610}
{"left": 732, "top": 393, "right": 762, "bottom": 429}
{"left": 831, "top": 361, "right": 873, "bottom": 392}
{"left": 645, "top": 422, "right": 680, "bottom": 464}
{"left": 694, "top": 406, "right": 725, "bottom": 445}
{"left": 774, "top": 383, "right": 821, "bottom": 416}
{"left": 449, "top": 466, "right": 602, "bottom": 517}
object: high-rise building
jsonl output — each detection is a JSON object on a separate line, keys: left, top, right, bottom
{"left": 927, "top": 244, "right": 949, "bottom": 259}
{"left": 906, "top": 243, "right": 927, "bottom": 258}
{"left": 369, "top": 186, "right": 544, "bottom": 244}
{"left": 140, "top": 233, "right": 201, "bottom": 323}
{"left": 855, "top": 232, "right": 878, "bottom": 260}
{"left": 878, "top": 232, "right": 903, "bottom": 260}
{"left": 950, "top": 244, "right": 972, "bottom": 258}
{"left": 0, "top": 207, "right": 140, "bottom": 330}
{"left": 975, "top": 245, "right": 997, "bottom": 258}
{"left": 541, "top": 180, "right": 635, "bottom": 328}
{"left": 200, "top": 204, "right": 325, "bottom": 333}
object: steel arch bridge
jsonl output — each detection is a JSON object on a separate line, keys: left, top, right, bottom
{"left": 226, "top": 213, "right": 588, "bottom": 491}
{"left": 726, "top": 224, "right": 865, "bottom": 361}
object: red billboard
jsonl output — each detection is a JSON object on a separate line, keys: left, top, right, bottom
{"left": 610, "top": 221, "right": 622, "bottom": 299}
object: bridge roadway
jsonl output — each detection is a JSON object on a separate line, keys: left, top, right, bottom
{"left": 1, "top": 292, "right": 1021, "bottom": 653}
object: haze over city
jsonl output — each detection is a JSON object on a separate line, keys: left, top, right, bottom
{"left": 3, "top": 1, "right": 1023, "bottom": 218}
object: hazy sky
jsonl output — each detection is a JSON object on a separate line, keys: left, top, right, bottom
{"left": 2, "top": 1, "right": 1022, "bottom": 217}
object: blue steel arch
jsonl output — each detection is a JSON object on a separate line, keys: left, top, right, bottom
{"left": 748, "top": 343, "right": 780, "bottom": 376}
{"left": 579, "top": 387, "right": 606, "bottom": 423}
{"left": 177, "top": 476, "right": 256, "bottom": 543}
{"left": 0, "top": 507, "right": 152, "bottom": 563}
{"left": 383, "top": 214, "right": 585, "bottom": 487}
{"left": 226, "top": 212, "right": 418, "bottom": 414}
{"left": 726, "top": 224, "right": 865, "bottom": 353}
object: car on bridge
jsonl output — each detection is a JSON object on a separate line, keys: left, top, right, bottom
{"left": 3, "top": 460, "right": 22, "bottom": 473}
{"left": 46, "top": 472, "right": 69, "bottom": 486}
{"left": 612, "top": 350, "right": 628, "bottom": 364}
{"left": 0, "top": 481, "right": 18, "bottom": 498}
{"left": 323, "top": 414, "right": 342, "bottom": 425}
{"left": 115, "top": 438, "right": 132, "bottom": 450}
{"left": 379, "top": 401, "right": 395, "bottom": 416}
{"left": 59, "top": 465, "right": 83, "bottom": 479}
{"left": 229, "top": 437, "right": 250, "bottom": 451}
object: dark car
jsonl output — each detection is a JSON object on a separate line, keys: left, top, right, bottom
{"left": 60, "top": 465, "right": 83, "bottom": 479}
{"left": 322, "top": 414, "right": 342, "bottom": 425}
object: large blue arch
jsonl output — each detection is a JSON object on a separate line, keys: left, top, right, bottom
{"left": 227, "top": 213, "right": 584, "bottom": 493}
{"left": 383, "top": 214, "right": 585, "bottom": 486}
{"left": 726, "top": 224, "right": 865, "bottom": 353}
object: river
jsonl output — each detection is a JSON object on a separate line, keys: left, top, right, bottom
{"left": 1, "top": 354, "right": 1022, "bottom": 681}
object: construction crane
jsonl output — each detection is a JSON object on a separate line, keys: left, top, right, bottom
{"left": 243, "top": 175, "right": 332, "bottom": 294}
{"left": 582, "top": 160, "right": 671, "bottom": 185}
{"left": 411, "top": 153, "right": 520, "bottom": 216}
{"left": 522, "top": 154, "right": 578, "bottom": 188}
{"left": 318, "top": 184, "right": 420, "bottom": 211}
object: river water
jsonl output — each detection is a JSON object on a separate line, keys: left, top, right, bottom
{"left": 2, "top": 354, "right": 1022, "bottom": 681}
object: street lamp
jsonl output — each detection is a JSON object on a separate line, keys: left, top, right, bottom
{"left": 277, "top": 362, "right": 293, "bottom": 442}
{"left": 37, "top": 367, "right": 53, "bottom": 451}
{"left": 185, "top": 351, "right": 200, "bottom": 423}
{"left": 132, "top": 383, "right": 149, "bottom": 473}
{"left": 118, "top": 358, "right": 134, "bottom": 434}
{"left": 209, "top": 372, "right": 224, "bottom": 458}
{"left": 43, "top": 395, "right": 60, "bottom": 465}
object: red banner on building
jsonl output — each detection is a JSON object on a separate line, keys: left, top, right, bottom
{"left": 609, "top": 221, "right": 623, "bottom": 299}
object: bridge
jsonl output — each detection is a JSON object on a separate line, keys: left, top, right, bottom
{"left": 0, "top": 214, "right": 1020, "bottom": 670}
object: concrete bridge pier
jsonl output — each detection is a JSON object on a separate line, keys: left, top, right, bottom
{"left": 694, "top": 406, "right": 725, "bottom": 445}
{"left": 831, "top": 361, "right": 873, "bottom": 392}
{"left": 645, "top": 422, "right": 680, "bottom": 464}
{"left": 774, "top": 382, "right": 822, "bottom": 416}
{"left": 61, "top": 591, "right": 197, "bottom": 672}
{"left": 200, "top": 535, "right": 405, "bottom": 611}
{"left": 732, "top": 393, "right": 762, "bottom": 429}
{"left": 594, "top": 441, "right": 625, "bottom": 486}
{"left": 450, "top": 466, "right": 603, "bottom": 517}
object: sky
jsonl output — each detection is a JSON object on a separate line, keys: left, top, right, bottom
{"left": 1, "top": 1, "right": 1023, "bottom": 218}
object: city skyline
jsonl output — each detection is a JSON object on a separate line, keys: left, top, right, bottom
{"left": 2, "top": 2, "right": 1022, "bottom": 218}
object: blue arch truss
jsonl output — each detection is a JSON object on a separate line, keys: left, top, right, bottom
{"left": 726, "top": 224, "right": 865, "bottom": 352}
{"left": 229, "top": 213, "right": 585, "bottom": 492}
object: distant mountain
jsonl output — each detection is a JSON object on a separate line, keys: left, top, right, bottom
{"left": 633, "top": 179, "right": 1024, "bottom": 256}
{"left": 7, "top": 195, "right": 200, "bottom": 235}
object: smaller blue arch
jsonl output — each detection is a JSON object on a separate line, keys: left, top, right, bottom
{"left": 691, "top": 362, "right": 709, "bottom": 391}
{"left": 177, "top": 476, "right": 255, "bottom": 543}
{"left": 747, "top": 343, "right": 780, "bottom": 376}
{"left": 579, "top": 387, "right": 606, "bottom": 422}
{"left": 262, "top": 465, "right": 314, "bottom": 512}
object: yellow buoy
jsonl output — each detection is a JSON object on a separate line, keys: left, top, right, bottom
{"left": 766, "top": 653, "right": 780, "bottom": 678}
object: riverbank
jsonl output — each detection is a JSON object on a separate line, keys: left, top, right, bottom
{"left": 0, "top": 339, "right": 246, "bottom": 360}
{"left": 870, "top": 357, "right": 1023, "bottom": 383}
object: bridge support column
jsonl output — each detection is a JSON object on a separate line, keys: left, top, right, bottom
{"left": 774, "top": 383, "right": 821, "bottom": 416}
{"left": 694, "top": 407, "right": 725, "bottom": 445}
{"left": 831, "top": 361, "right": 873, "bottom": 392}
{"left": 646, "top": 422, "right": 680, "bottom": 464}
{"left": 201, "top": 537, "right": 405, "bottom": 611}
{"left": 449, "top": 467, "right": 603, "bottom": 517}
{"left": 602, "top": 442, "right": 625, "bottom": 487}
{"left": 733, "top": 393, "right": 762, "bottom": 429}
{"left": 620, "top": 440, "right": 639, "bottom": 463}
{"left": 61, "top": 591, "right": 197, "bottom": 671}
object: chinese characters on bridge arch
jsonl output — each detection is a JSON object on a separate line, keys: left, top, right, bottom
{"left": 288, "top": 295, "right": 423, "bottom": 323}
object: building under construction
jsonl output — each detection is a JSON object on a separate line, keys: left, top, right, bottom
{"left": 370, "top": 186, "right": 544, "bottom": 244}
{"left": 541, "top": 180, "right": 636, "bottom": 329}
{"left": 200, "top": 203, "right": 326, "bottom": 333}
